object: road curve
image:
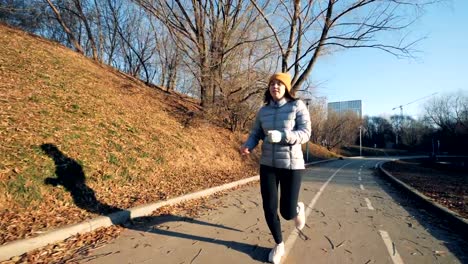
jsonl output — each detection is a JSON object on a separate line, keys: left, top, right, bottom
{"left": 80, "top": 158, "right": 467, "bottom": 264}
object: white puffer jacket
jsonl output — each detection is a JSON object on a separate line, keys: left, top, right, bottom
{"left": 244, "top": 98, "right": 311, "bottom": 170}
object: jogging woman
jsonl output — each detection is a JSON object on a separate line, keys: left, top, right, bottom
{"left": 240, "top": 72, "right": 311, "bottom": 264}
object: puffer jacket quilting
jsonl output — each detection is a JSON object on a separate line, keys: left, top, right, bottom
{"left": 244, "top": 98, "right": 311, "bottom": 170}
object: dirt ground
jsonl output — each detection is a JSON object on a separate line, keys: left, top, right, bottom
{"left": 382, "top": 157, "right": 468, "bottom": 218}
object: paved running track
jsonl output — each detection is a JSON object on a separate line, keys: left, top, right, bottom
{"left": 78, "top": 158, "right": 468, "bottom": 264}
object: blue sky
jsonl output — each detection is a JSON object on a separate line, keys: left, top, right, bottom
{"left": 311, "top": 0, "right": 468, "bottom": 119}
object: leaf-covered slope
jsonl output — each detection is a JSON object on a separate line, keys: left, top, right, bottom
{"left": 0, "top": 24, "right": 259, "bottom": 244}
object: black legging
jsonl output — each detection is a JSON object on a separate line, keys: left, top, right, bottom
{"left": 260, "top": 165, "right": 303, "bottom": 244}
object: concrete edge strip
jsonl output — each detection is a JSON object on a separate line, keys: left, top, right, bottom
{"left": 0, "top": 158, "right": 336, "bottom": 261}
{"left": 0, "top": 175, "right": 256, "bottom": 261}
{"left": 378, "top": 162, "right": 468, "bottom": 230}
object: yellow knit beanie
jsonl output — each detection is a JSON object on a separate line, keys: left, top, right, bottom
{"left": 269, "top": 72, "right": 292, "bottom": 92}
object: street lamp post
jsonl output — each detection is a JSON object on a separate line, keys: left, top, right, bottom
{"left": 304, "top": 98, "right": 312, "bottom": 162}
{"left": 359, "top": 126, "right": 362, "bottom": 156}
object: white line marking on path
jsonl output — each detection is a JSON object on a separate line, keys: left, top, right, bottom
{"left": 283, "top": 162, "right": 353, "bottom": 260}
{"left": 358, "top": 176, "right": 362, "bottom": 181}
{"left": 365, "top": 198, "right": 374, "bottom": 210}
{"left": 379, "top": 230, "right": 404, "bottom": 264}
{"left": 375, "top": 161, "right": 383, "bottom": 169}
{"left": 358, "top": 171, "right": 361, "bottom": 175}
{"left": 360, "top": 184, "right": 365, "bottom": 190}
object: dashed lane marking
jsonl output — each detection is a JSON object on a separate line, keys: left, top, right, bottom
{"left": 375, "top": 161, "right": 384, "bottom": 169}
{"left": 284, "top": 162, "right": 353, "bottom": 260}
{"left": 360, "top": 184, "right": 365, "bottom": 190}
{"left": 358, "top": 176, "right": 362, "bottom": 181}
{"left": 379, "top": 230, "right": 404, "bottom": 264}
{"left": 365, "top": 198, "right": 374, "bottom": 210}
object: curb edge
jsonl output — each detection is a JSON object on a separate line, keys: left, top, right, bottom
{"left": 0, "top": 158, "right": 335, "bottom": 261}
{"left": 0, "top": 176, "right": 259, "bottom": 261}
{"left": 378, "top": 161, "right": 468, "bottom": 236}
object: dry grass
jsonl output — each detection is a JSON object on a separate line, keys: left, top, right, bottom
{"left": 304, "top": 143, "right": 340, "bottom": 161}
{"left": 383, "top": 158, "right": 467, "bottom": 218}
{"left": 0, "top": 23, "right": 261, "bottom": 244}
{"left": 0, "top": 23, "right": 336, "bottom": 248}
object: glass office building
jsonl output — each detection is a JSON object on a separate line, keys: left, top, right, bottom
{"left": 328, "top": 100, "right": 362, "bottom": 118}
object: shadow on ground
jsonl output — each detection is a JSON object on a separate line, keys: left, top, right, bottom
{"left": 131, "top": 215, "right": 269, "bottom": 262}
{"left": 41, "top": 143, "right": 268, "bottom": 262}
{"left": 41, "top": 143, "right": 129, "bottom": 223}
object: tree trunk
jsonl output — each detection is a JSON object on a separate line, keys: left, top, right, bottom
{"left": 45, "top": 0, "right": 84, "bottom": 54}
{"left": 73, "top": 0, "right": 98, "bottom": 60}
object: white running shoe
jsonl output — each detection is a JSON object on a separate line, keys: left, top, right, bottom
{"left": 295, "top": 202, "right": 305, "bottom": 230}
{"left": 268, "top": 242, "right": 285, "bottom": 264}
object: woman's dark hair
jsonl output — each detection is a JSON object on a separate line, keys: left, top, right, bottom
{"left": 263, "top": 85, "right": 297, "bottom": 104}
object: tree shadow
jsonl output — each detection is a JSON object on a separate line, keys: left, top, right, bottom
{"left": 41, "top": 143, "right": 125, "bottom": 221}
{"left": 131, "top": 215, "right": 244, "bottom": 232}
{"left": 128, "top": 214, "right": 270, "bottom": 262}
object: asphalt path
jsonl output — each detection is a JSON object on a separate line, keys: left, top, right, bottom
{"left": 79, "top": 158, "right": 467, "bottom": 264}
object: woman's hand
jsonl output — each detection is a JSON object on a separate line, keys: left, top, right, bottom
{"left": 267, "top": 130, "right": 282, "bottom": 143}
{"left": 240, "top": 146, "right": 250, "bottom": 155}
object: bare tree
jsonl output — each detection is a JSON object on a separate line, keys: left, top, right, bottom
{"left": 322, "top": 111, "right": 361, "bottom": 150}
{"left": 0, "top": 0, "right": 47, "bottom": 32}
{"left": 102, "top": 0, "right": 123, "bottom": 66}
{"left": 307, "top": 97, "right": 327, "bottom": 144}
{"left": 93, "top": 0, "right": 105, "bottom": 61}
{"left": 399, "top": 117, "right": 426, "bottom": 148}
{"left": 44, "top": 0, "right": 85, "bottom": 54}
{"left": 365, "top": 116, "right": 394, "bottom": 148}
{"left": 109, "top": 3, "right": 156, "bottom": 83}
{"left": 424, "top": 92, "right": 468, "bottom": 133}
{"left": 43, "top": 0, "right": 102, "bottom": 60}
{"left": 423, "top": 91, "right": 468, "bottom": 154}
{"left": 71, "top": 0, "right": 99, "bottom": 60}
{"left": 4, "top": 0, "right": 164, "bottom": 87}
{"left": 149, "top": 19, "right": 181, "bottom": 91}
{"left": 133, "top": 0, "right": 271, "bottom": 107}
{"left": 251, "top": 0, "right": 436, "bottom": 92}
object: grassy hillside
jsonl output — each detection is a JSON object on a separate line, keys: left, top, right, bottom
{"left": 0, "top": 24, "right": 337, "bottom": 246}
{"left": 0, "top": 24, "right": 263, "bottom": 244}
{"left": 304, "top": 143, "right": 340, "bottom": 161}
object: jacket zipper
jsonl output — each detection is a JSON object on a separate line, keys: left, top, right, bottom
{"left": 272, "top": 106, "right": 278, "bottom": 167}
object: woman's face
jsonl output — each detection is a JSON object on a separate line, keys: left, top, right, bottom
{"left": 269, "top": 79, "right": 286, "bottom": 101}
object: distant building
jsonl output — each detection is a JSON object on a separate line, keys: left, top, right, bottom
{"left": 328, "top": 100, "right": 362, "bottom": 118}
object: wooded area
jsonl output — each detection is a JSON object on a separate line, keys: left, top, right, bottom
{"left": 2, "top": 0, "right": 466, "bottom": 153}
